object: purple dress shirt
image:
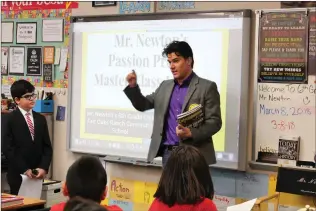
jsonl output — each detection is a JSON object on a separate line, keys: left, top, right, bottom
{"left": 163, "top": 72, "right": 194, "bottom": 146}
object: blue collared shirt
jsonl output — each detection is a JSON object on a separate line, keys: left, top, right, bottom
{"left": 163, "top": 72, "right": 194, "bottom": 145}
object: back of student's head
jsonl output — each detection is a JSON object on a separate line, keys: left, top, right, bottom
{"left": 154, "top": 145, "right": 214, "bottom": 207}
{"left": 65, "top": 156, "right": 107, "bottom": 203}
{"left": 10, "top": 79, "right": 35, "bottom": 101}
{"left": 64, "top": 196, "right": 108, "bottom": 211}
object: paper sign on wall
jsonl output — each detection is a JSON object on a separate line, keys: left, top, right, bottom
{"left": 134, "top": 181, "right": 157, "bottom": 204}
{"left": 43, "top": 46, "right": 55, "bottom": 64}
{"left": 213, "top": 195, "right": 236, "bottom": 211}
{"left": 1, "top": 47, "right": 9, "bottom": 75}
{"left": 119, "top": 2, "right": 152, "bottom": 14}
{"left": 109, "top": 177, "right": 134, "bottom": 201}
{"left": 1, "top": 22, "right": 13, "bottom": 43}
{"left": 16, "top": 22, "right": 37, "bottom": 44}
{"left": 43, "top": 64, "right": 53, "bottom": 82}
{"left": 54, "top": 48, "right": 61, "bottom": 65}
{"left": 1, "top": 1, "right": 79, "bottom": 11}
{"left": 9, "top": 47, "right": 25, "bottom": 75}
{"left": 42, "top": 19, "right": 64, "bottom": 42}
{"left": 59, "top": 48, "right": 68, "bottom": 72}
{"left": 26, "top": 47, "right": 42, "bottom": 76}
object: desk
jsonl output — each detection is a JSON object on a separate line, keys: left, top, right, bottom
{"left": 2, "top": 194, "right": 46, "bottom": 211}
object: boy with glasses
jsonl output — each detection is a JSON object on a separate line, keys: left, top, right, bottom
{"left": 2, "top": 79, "right": 53, "bottom": 195}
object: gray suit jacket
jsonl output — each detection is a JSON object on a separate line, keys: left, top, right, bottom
{"left": 124, "top": 73, "right": 222, "bottom": 165}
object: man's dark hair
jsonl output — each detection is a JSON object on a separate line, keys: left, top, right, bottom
{"left": 66, "top": 156, "right": 107, "bottom": 203}
{"left": 154, "top": 145, "right": 214, "bottom": 207}
{"left": 10, "top": 79, "right": 35, "bottom": 101}
{"left": 162, "top": 41, "right": 194, "bottom": 68}
{"left": 64, "top": 196, "right": 108, "bottom": 211}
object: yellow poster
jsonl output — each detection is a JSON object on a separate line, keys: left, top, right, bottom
{"left": 109, "top": 177, "right": 134, "bottom": 201}
{"left": 133, "top": 203, "right": 150, "bottom": 211}
{"left": 134, "top": 181, "right": 158, "bottom": 204}
{"left": 100, "top": 198, "right": 109, "bottom": 206}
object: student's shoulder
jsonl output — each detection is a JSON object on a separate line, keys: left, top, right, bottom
{"left": 104, "top": 204, "right": 123, "bottom": 211}
{"left": 50, "top": 201, "right": 66, "bottom": 211}
{"left": 6, "top": 110, "right": 19, "bottom": 121}
{"left": 200, "top": 198, "right": 217, "bottom": 210}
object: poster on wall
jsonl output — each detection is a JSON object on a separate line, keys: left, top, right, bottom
{"left": 42, "top": 19, "right": 64, "bottom": 42}
{"left": 54, "top": 48, "right": 61, "bottom": 65}
{"left": 26, "top": 47, "right": 42, "bottom": 76}
{"left": 1, "top": 22, "right": 14, "bottom": 43}
{"left": 43, "top": 46, "right": 55, "bottom": 64}
{"left": 92, "top": 1, "right": 116, "bottom": 7}
{"left": 43, "top": 64, "right": 53, "bottom": 82}
{"left": 59, "top": 48, "right": 68, "bottom": 72}
{"left": 1, "top": 47, "right": 9, "bottom": 75}
{"left": 257, "top": 11, "right": 309, "bottom": 83}
{"left": 119, "top": 1, "right": 152, "bottom": 14}
{"left": 16, "top": 22, "right": 37, "bottom": 44}
{"left": 309, "top": 11, "right": 316, "bottom": 76}
{"left": 155, "top": 1, "right": 195, "bottom": 11}
{"left": 9, "top": 47, "right": 25, "bottom": 75}
{"left": 1, "top": 1, "right": 79, "bottom": 11}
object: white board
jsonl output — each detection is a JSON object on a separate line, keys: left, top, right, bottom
{"left": 68, "top": 10, "right": 252, "bottom": 170}
{"left": 253, "top": 8, "right": 316, "bottom": 164}
{"left": 255, "top": 76, "right": 316, "bottom": 162}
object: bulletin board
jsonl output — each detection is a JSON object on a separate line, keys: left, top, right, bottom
{"left": 1, "top": 3, "right": 77, "bottom": 89}
{"left": 252, "top": 8, "right": 316, "bottom": 168}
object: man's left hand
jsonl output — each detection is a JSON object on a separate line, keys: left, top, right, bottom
{"left": 35, "top": 168, "right": 46, "bottom": 179}
{"left": 176, "top": 125, "right": 192, "bottom": 139}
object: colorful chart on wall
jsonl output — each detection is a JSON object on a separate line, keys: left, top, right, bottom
{"left": 1, "top": 2, "right": 76, "bottom": 88}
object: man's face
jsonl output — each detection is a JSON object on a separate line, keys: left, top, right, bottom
{"left": 167, "top": 52, "right": 192, "bottom": 81}
{"left": 15, "top": 92, "right": 36, "bottom": 111}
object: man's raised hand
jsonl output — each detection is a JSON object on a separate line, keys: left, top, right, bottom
{"left": 126, "top": 70, "right": 137, "bottom": 88}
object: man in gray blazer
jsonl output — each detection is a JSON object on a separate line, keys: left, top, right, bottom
{"left": 124, "top": 41, "right": 222, "bottom": 167}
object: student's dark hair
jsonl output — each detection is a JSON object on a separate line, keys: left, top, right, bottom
{"left": 10, "top": 79, "right": 35, "bottom": 101}
{"left": 154, "top": 145, "right": 214, "bottom": 207}
{"left": 162, "top": 41, "right": 194, "bottom": 68}
{"left": 66, "top": 156, "right": 107, "bottom": 203}
{"left": 64, "top": 196, "right": 108, "bottom": 211}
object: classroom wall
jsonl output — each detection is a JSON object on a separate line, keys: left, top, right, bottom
{"left": 54, "top": 0, "right": 282, "bottom": 181}
{"left": 1, "top": 2, "right": 74, "bottom": 192}
{"left": 56, "top": 0, "right": 283, "bottom": 178}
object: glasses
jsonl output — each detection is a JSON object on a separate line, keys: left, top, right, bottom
{"left": 21, "top": 93, "right": 37, "bottom": 100}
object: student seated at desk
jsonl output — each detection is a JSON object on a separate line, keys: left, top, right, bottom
{"left": 149, "top": 145, "right": 217, "bottom": 211}
{"left": 50, "top": 156, "right": 122, "bottom": 211}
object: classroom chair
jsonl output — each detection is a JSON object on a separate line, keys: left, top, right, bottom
{"left": 253, "top": 192, "right": 280, "bottom": 211}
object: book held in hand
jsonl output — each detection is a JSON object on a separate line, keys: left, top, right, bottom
{"left": 177, "top": 104, "right": 204, "bottom": 128}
